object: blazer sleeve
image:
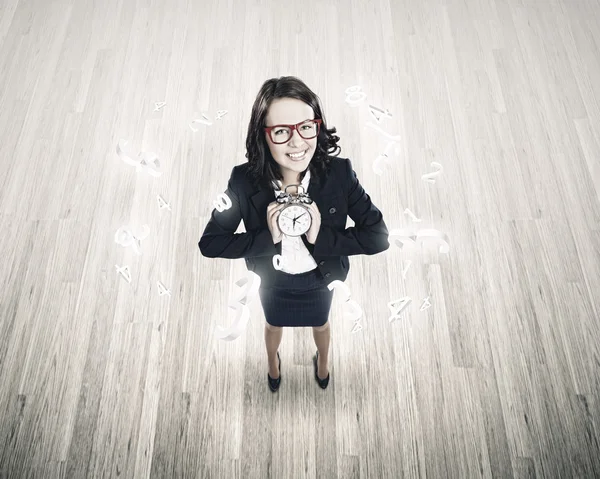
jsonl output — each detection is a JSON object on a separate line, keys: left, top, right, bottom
{"left": 198, "top": 167, "right": 282, "bottom": 259}
{"left": 312, "top": 158, "right": 390, "bottom": 257}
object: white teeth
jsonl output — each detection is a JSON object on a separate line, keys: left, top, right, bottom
{"left": 287, "top": 150, "right": 307, "bottom": 159}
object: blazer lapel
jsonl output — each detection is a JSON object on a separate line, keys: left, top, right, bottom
{"left": 249, "top": 170, "right": 324, "bottom": 222}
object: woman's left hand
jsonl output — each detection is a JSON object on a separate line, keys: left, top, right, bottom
{"left": 305, "top": 201, "right": 321, "bottom": 244}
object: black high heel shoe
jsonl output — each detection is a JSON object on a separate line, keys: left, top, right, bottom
{"left": 268, "top": 351, "right": 281, "bottom": 392}
{"left": 313, "top": 350, "right": 330, "bottom": 389}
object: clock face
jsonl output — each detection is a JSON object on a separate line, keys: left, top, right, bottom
{"left": 277, "top": 204, "right": 312, "bottom": 237}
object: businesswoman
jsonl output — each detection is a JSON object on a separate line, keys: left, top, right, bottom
{"left": 199, "top": 76, "right": 389, "bottom": 392}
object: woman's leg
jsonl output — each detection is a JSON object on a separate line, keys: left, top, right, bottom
{"left": 264, "top": 322, "right": 283, "bottom": 378}
{"left": 312, "top": 321, "right": 330, "bottom": 379}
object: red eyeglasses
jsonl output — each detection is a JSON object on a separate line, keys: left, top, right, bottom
{"left": 264, "top": 119, "right": 322, "bottom": 144}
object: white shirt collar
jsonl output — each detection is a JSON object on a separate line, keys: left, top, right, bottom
{"left": 272, "top": 168, "right": 311, "bottom": 195}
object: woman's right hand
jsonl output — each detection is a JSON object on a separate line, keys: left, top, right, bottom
{"left": 267, "top": 201, "right": 285, "bottom": 244}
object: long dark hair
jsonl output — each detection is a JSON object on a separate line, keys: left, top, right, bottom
{"left": 244, "top": 76, "right": 341, "bottom": 189}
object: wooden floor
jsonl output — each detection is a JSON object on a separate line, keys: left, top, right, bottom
{"left": 1, "top": 0, "right": 599, "bottom": 477}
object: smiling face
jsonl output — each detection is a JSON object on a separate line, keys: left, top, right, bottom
{"left": 264, "top": 97, "right": 318, "bottom": 185}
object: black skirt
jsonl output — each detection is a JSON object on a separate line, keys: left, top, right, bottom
{"left": 258, "top": 267, "right": 334, "bottom": 327}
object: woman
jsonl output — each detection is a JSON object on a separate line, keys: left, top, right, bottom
{"left": 199, "top": 76, "right": 389, "bottom": 392}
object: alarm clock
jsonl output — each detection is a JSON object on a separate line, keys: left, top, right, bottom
{"left": 276, "top": 184, "right": 313, "bottom": 237}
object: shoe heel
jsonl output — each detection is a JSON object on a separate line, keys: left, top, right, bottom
{"left": 268, "top": 351, "right": 281, "bottom": 392}
{"left": 313, "top": 350, "right": 330, "bottom": 389}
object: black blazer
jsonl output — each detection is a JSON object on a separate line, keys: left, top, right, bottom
{"left": 198, "top": 156, "right": 390, "bottom": 288}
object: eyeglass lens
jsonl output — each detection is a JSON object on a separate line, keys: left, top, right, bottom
{"left": 270, "top": 120, "right": 319, "bottom": 144}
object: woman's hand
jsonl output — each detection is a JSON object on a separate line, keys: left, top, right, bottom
{"left": 267, "top": 201, "right": 286, "bottom": 244}
{"left": 304, "top": 201, "right": 322, "bottom": 244}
